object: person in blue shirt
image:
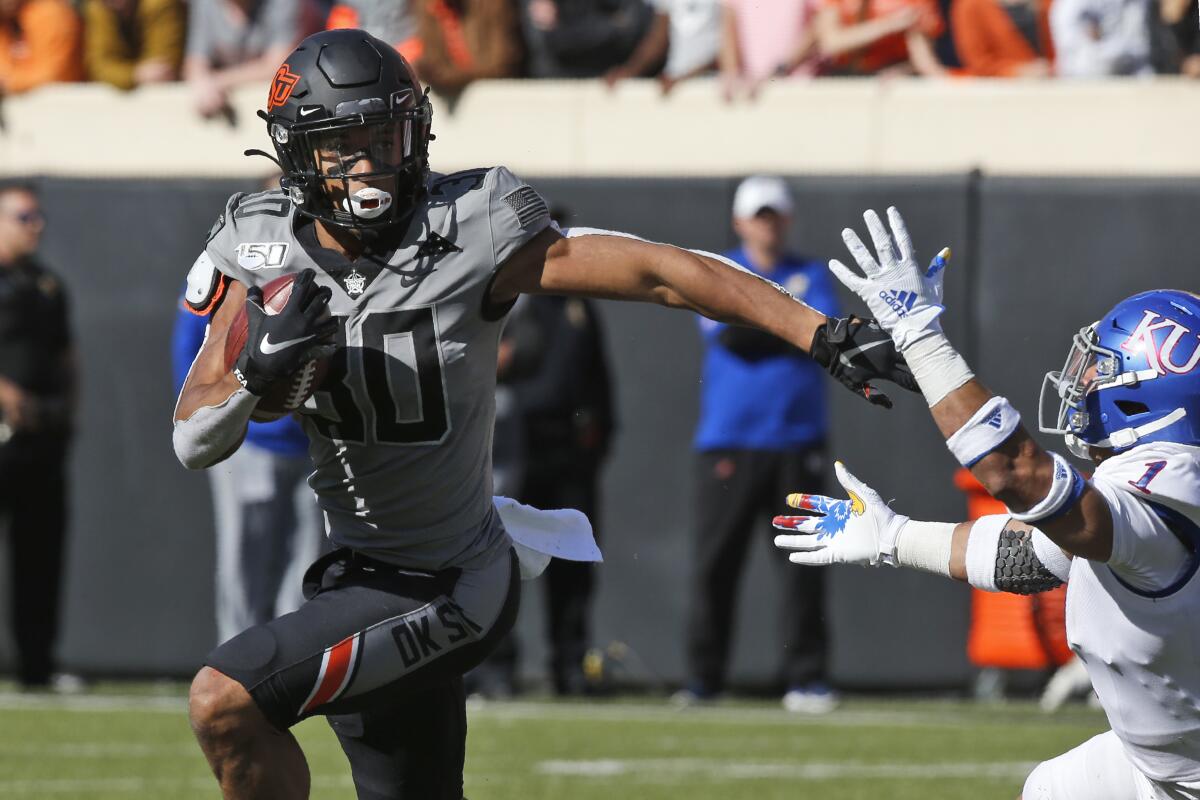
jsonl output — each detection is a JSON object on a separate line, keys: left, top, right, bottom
{"left": 678, "top": 176, "right": 841, "bottom": 713}
{"left": 172, "top": 294, "right": 327, "bottom": 644}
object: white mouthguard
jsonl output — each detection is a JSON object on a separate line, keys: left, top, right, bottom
{"left": 342, "top": 187, "right": 393, "bottom": 220}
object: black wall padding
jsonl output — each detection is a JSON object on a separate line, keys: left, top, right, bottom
{"left": 10, "top": 173, "right": 1190, "bottom": 687}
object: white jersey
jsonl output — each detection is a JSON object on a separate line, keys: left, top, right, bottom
{"left": 1067, "top": 442, "right": 1200, "bottom": 783}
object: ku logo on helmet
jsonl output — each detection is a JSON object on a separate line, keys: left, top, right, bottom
{"left": 1120, "top": 310, "right": 1200, "bottom": 376}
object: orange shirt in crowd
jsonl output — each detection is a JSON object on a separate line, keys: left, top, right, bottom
{"left": 0, "top": 0, "right": 85, "bottom": 93}
{"left": 952, "top": 0, "right": 1053, "bottom": 76}
{"left": 415, "top": 0, "right": 521, "bottom": 96}
{"left": 822, "top": 0, "right": 943, "bottom": 73}
{"left": 326, "top": 4, "right": 423, "bottom": 63}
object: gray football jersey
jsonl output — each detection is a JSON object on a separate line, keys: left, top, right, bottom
{"left": 199, "top": 166, "right": 552, "bottom": 570}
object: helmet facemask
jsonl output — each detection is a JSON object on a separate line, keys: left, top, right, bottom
{"left": 1039, "top": 317, "right": 1190, "bottom": 458}
{"left": 271, "top": 95, "right": 432, "bottom": 231}
{"left": 1039, "top": 324, "right": 1121, "bottom": 458}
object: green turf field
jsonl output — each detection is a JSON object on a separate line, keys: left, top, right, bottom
{"left": 0, "top": 686, "right": 1107, "bottom": 799}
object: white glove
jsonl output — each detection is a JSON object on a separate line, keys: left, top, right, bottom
{"left": 828, "top": 206, "right": 950, "bottom": 352}
{"left": 773, "top": 461, "right": 909, "bottom": 567}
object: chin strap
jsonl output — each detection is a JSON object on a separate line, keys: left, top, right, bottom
{"left": 1087, "top": 407, "right": 1189, "bottom": 451}
{"left": 243, "top": 148, "right": 283, "bottom": 168}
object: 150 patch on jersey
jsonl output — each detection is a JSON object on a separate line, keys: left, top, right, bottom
{"left": 236, "top": 242, "right": 290, "bottom": 271}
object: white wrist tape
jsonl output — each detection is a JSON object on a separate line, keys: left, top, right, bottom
{"left": 899, "top": 331, "right": 974, "bottom": 408}
{"left": 946, "top": 396, "right": 1021, "bottom": 468}
{"left": 172, "top": 388, "right": 258, "bottom": 470}
{"left": 890, "top": 306, "right": 946, "bottom": 352}
{"left": 1007, "top": 452, "right": 1087, "bottom": 524}
{"left": 964, "top": 513, "right": 1009, "bottom": 592}
{"left": 893, "top": 520, "right": 956, "bottom": 577}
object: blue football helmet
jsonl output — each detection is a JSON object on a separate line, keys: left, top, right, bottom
{"left": 1040, "top": 290, "right": 1200, "bottom": 458}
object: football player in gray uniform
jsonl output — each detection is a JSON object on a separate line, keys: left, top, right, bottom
{"left": 172, "top": 28, "right": 918, "bottom": 800}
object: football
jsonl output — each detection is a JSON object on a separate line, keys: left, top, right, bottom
{"left": 224, "top": 273, "right": 331, "bottom": 421}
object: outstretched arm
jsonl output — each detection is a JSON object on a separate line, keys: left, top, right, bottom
{"left": 773, "top": 461, "right": 1071, "bottom": 593}
{"left": 490, "top": 227, "right": 919, "bottom": 406}
{"left": 492, "top": 228, "right": 823, "bottom": 351}
{"left": 927, "top": 382, "right": 1113, "bottom": 560}
{"left": 825, "top": 208, "right": 1113, "bottom": 560}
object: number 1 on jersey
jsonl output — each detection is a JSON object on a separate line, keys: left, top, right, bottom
{"left": 1129, "top": 460, "right": 1168, "bottom": 495}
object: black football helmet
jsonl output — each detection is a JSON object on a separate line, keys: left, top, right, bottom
{"left": 260, "top": 29, "right": 432, "bottom": 230}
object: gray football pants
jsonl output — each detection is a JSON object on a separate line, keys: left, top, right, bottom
{"left": 208, "top": 443, "right": 327, "bottom": 644}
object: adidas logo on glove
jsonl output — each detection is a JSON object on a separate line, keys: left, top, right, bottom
{"left": 878, "top": 289, "right": 918, "bottom": 317}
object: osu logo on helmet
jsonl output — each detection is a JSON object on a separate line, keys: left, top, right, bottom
{"left": 257, "top": 30, "right": 432, "bottom": 230}
{"left": 267, "top": 65, "right": 300, "bottom": 111}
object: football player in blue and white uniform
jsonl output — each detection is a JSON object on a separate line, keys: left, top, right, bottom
{"left": 774, "top": 207, "right": 1200, "bottom": 799}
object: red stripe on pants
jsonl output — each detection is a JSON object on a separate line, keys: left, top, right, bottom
{"left": 303, "top": 635, "right": 355, "bottom": 714}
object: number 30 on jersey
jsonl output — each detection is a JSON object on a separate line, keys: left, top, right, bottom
{"left": 307, "top": 307, "right": 450, "bottom": 446}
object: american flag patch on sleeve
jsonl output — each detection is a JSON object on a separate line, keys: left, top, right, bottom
{"left": 501, "top": 185, "right": 549, "bottom": 228}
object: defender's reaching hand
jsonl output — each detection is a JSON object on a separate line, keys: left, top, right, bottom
{"left": 829, "top": 207, "right": 950, "bottom": 351}
{"left": 810, "top": 315, "right": 919, "bottom": 408}
{"left": 773, "top": 461, "right": 909, "bottom": 567}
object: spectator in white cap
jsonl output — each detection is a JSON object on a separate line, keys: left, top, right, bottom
{"left": 675, "top": 175, "right": 843, "bottom": 713}
{"left": 732, "top": 174, "right": 794, "bottom": 222}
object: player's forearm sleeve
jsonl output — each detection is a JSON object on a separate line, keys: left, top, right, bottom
{"left": 966, "top": 514, "right": 1067, "bottom": 594}
{"left": 172, "top": 388, "right": 258, "bottom": 469}
{"left": 1032, "top": 529, "right": 1073, "bottom": 583}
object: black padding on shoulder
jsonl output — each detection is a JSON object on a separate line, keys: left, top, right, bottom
{"left": 995, "top": 527, "right": 1064, "bottom": 595}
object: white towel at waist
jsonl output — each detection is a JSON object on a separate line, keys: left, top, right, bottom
{"left": 492, "top": 496, "right": 602, "bottom": 580}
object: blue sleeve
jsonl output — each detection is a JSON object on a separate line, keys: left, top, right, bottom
{"left": 804, "top": 261, "right": 841, "bottom": 318}
{"left": 171, "top": 297, "right": 210, "bottom": 396}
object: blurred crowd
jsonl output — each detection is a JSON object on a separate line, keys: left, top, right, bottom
{"left": 0, "top": 0, "right": 1197, "bottom": 112}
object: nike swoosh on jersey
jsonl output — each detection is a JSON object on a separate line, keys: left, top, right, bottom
{"left": 837, "top": 338, "right": 889, "bottom": 368}
{"left": 260, "top": 332, "right": 314, "bottom": 355}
